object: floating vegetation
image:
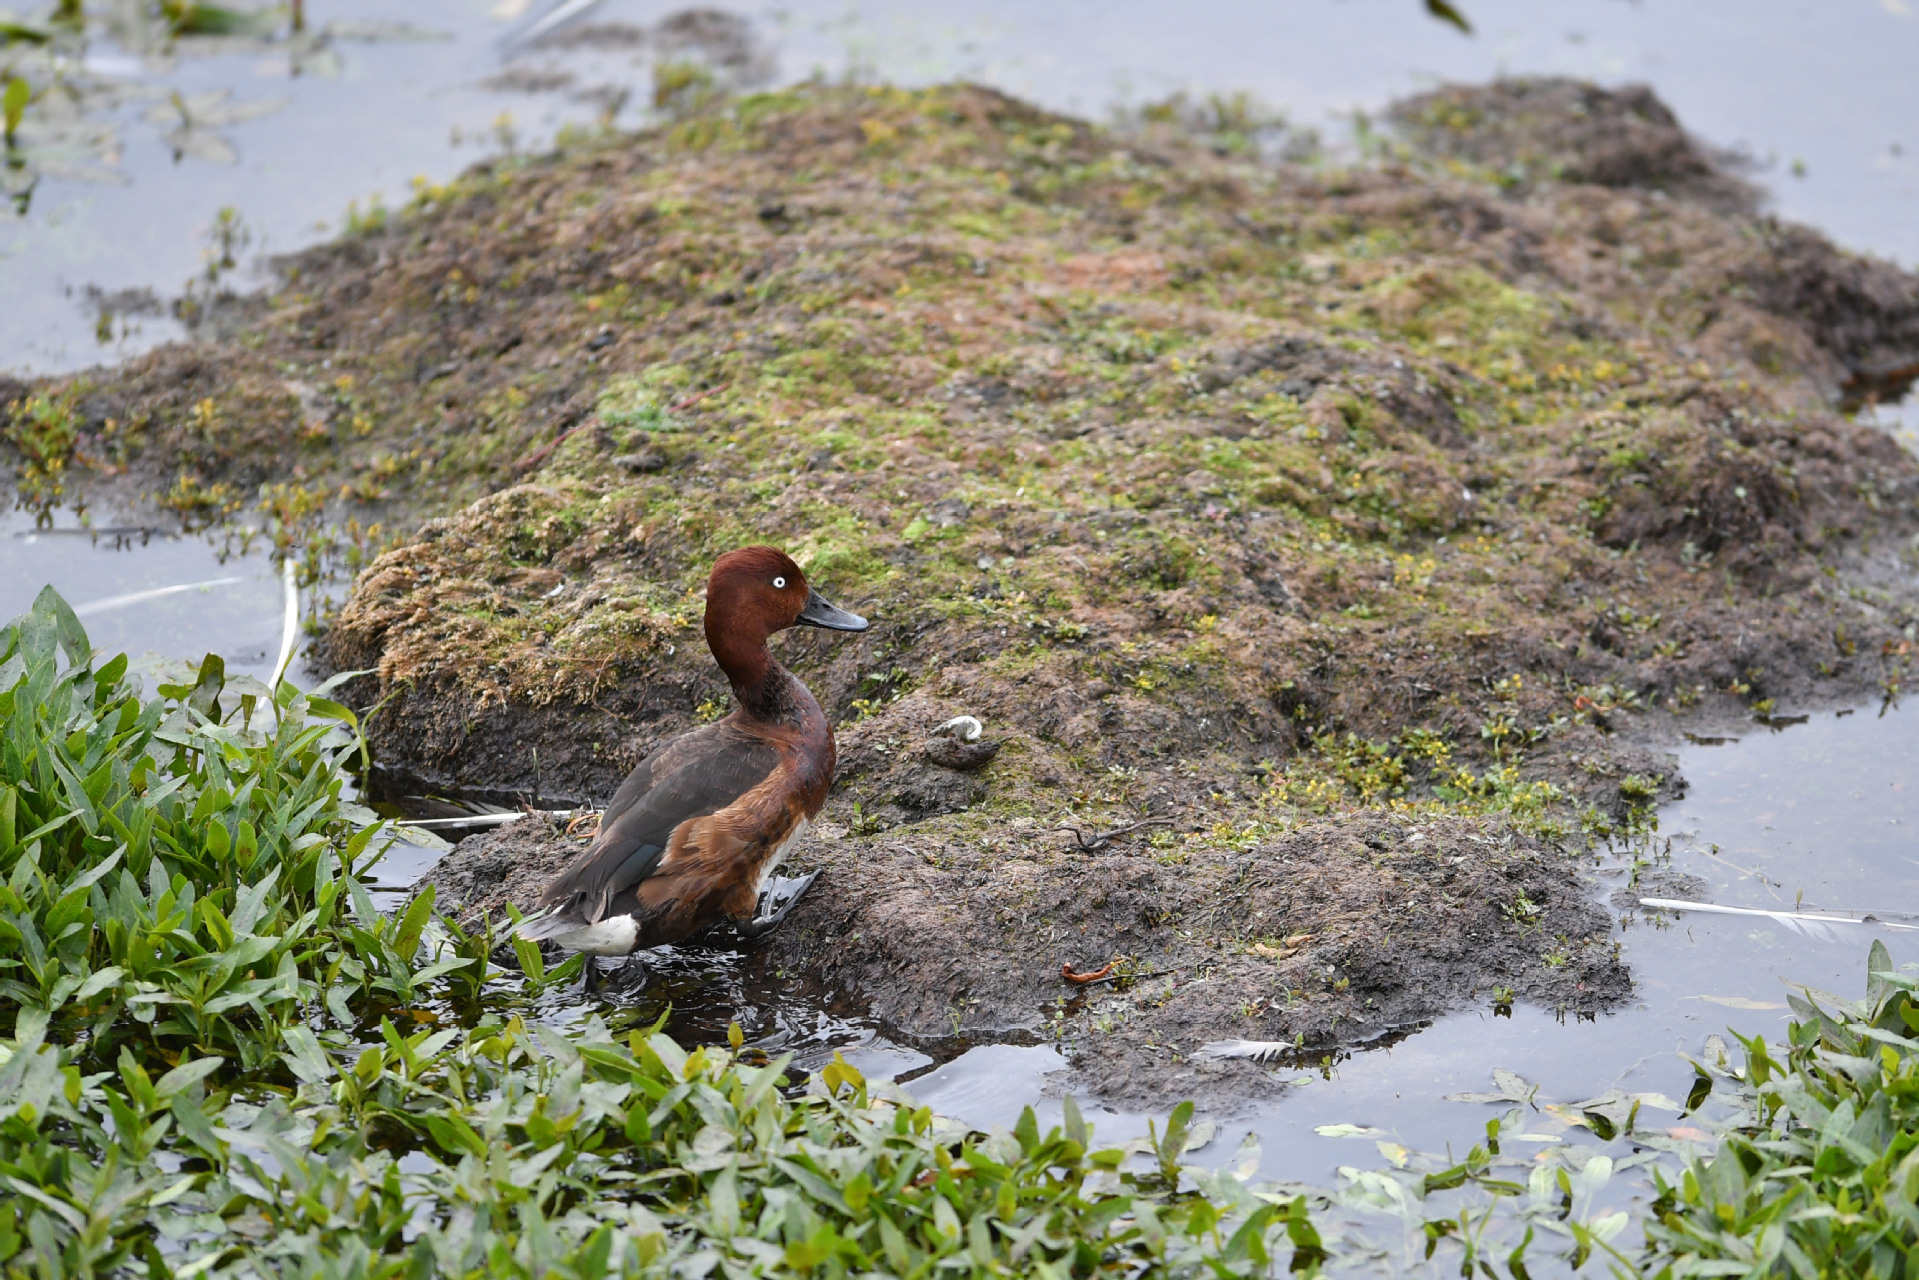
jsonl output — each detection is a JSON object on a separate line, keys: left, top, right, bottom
{"left": 0, "top": 0, "right": 454, "bottom": 212}
{"left": 143, "top": 87, "right": 288, "bottom": 164}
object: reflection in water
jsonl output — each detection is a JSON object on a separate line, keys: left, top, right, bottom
{"left": 1, "top": 509, "right": 288, "bottom": 681}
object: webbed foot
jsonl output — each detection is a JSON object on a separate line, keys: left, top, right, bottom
{"left": 579, "top": 953, "right": 649, "bottom": 994}
{"left": 738, "top": 870, "right": 821, "bottom": 940}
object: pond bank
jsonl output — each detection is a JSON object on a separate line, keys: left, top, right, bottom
{"left": 10, "top": 76, "right": 1919, "bottom": 1104}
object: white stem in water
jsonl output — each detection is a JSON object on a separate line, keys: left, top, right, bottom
{"left": 1638, "top": 897, "right": 1919, "bottom": 931}
{"left": 72, "top": 576, "right": 245, "bottom": 617}
{"left": 511, "top": 0, "right": 599, "bottom": 45}
{"left": 271, "top": 558, "right": 299, "bottom": 689}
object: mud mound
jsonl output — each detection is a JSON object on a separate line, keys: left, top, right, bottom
{"left": 1388, "top": 79, "right": 1919, "bottom": 404}
{"left": 423, "top": 808, "right": 1624, "bottom": 1109}
{"left": 1388, "top": 77, "right": 1754, "bottom": 209}
{"left": 1746, "top": 223, "right": 1919, "bottom": 407}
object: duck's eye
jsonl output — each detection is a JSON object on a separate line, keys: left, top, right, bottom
{"left": 773, "top": 576, "right": 786, "bottom": 589}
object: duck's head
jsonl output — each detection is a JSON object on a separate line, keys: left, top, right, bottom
{"left": 704, "top": 547, "right": 868, "bottom": 670}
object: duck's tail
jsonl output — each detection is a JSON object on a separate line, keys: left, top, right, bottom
{"left": 512, "top": 898, "right": 641, "bottom": 955}
{"left": 512, "top": 908, "right": 584, "bottom": 944}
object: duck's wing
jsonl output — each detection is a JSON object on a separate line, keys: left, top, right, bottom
{"left": 537, "top": 723, "right": 781, "bottom": 924}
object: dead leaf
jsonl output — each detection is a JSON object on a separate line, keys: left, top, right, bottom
{"left": 1314, "top": 1123, "right": 1384, "bottom": 1139}
{"left": 1689, "top": 995, "right": 1786, "bottom": 1010}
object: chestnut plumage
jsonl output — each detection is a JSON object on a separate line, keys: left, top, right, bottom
{"left": 519, "top": 547, "right": 867, "bottom": 954}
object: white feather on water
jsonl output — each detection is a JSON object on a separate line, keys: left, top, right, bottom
{"left": 1194, "top": 1039, "right": 1295, "bottom": 1064}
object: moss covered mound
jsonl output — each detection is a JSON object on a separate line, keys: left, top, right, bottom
{"left": 268, "top": 79, "right": 1919, "bottom": 811}
{"left": 12, "top": 78, "right": 1919, "bottom": 1093}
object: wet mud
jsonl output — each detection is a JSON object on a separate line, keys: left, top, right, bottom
{"left": 427, "top": 802, "right": 1624, "bottom": 1109}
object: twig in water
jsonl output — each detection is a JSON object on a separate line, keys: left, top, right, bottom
{"left": 386, "top": 808, "right": 576, "bottom": 830}
{"left": 1638, "top": 896, "right": 1919, "bottom": 940}
{"left": 1056, "top": 816, "right": 1175, "bottom": 852}
{"left": 72, "top": 575, "right": 245, "bottom": 616}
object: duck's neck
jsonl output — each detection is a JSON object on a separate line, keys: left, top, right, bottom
{"left": 708, "top": 626, "right": 794, "bottom": 723}
{"left": 732, "top": 661, "right": 796, "bottom": 723}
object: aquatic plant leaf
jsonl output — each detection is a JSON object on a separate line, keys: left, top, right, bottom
{"left": 1446, "top": 1067, "right": 1535, "bottom": 1104}
{"left": 308, "top": 666, "right": 376, "bottom": 698}
{"left": 30, "top": 584, "right": 89, "bottom": 666}
{"left": 1314, "top": 1123, "right": 1385, "bottom": 1139}
{"left": 390, "top": 824, "right": 453, "bottom": 852}
{"left": 166, "top": 0, "right": 277, "bottom": 36}
{"left": 29, "top": 157, "right": 128, "bottom": 184}
{"left": 1867, "top": 937, "right": 1894, "bottom": 1010}
{"left": 2, "top": 73, "right": 28, "bottom": 142}
{"left": 186, "top": 651, "right": 225, "bottom": 719}
{"left": 0, "top": 16, "right": 51, "bottom": 43}
{"left": 1228, "top": 1131, "right": 1262, "bottom": 1179}
{"left": 1690, "top": 995, "right": 1786, "bottom": 1010}
{"left": 144, "top": 90, "right": 287, "bottom": 131}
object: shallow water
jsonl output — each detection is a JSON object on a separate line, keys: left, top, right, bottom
{"left": 0, "top": 508, "right": 289, "bottom": 681}
{"left": 5, "top": 1, "right": 1918, "bottom": 372}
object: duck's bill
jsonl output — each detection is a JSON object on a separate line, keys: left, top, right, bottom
{"left": 797, "top": 588, "right": 868, "bottom": 631}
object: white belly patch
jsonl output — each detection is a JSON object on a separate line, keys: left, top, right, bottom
{"left": 757, "top": 817, "right": 809, "bottom": 895}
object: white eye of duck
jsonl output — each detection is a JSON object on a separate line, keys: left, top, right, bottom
{"left": 773, "top": 576, "right": 786, "bottom": 589}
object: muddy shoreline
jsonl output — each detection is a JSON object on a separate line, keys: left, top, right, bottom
{"left": 12, "top": 76, "right": 1919, "bottom": 1105}
{"left": 425, "top": 801, "right": 1626, "bottom": 1108}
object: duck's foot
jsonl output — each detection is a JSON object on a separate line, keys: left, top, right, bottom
{"left": 579, "top": 953, "right": 650, "bottom": 994}
{"left": 739, "top": 870, "right": 821, "bottom": 940}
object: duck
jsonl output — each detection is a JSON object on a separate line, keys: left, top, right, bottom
{"left": 518, "top": 545, "right": 868, "bottom": 956}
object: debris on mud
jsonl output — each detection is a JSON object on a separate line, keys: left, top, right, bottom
{"left": 13, "top": 75, "right": 1919, "bottom": 1092}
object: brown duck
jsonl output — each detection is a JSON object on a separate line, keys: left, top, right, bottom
{"left": 519, "top": 546, "right": 867, "bottom": 954}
